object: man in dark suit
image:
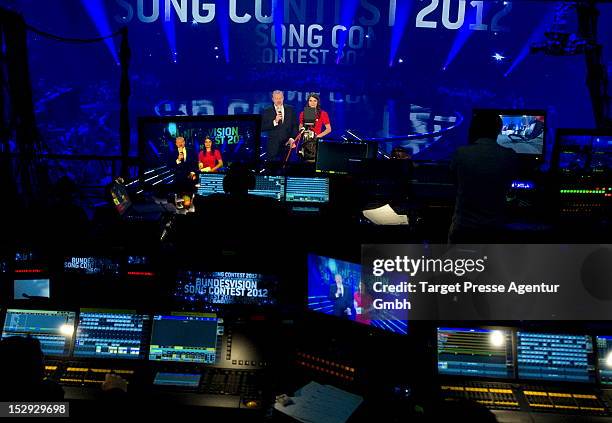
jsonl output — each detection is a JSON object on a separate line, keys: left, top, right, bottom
{"left": 328, "top": 274, "right": 354, "bottom": 318}
{"left": 261, "top": 90, "right": 298, "bottom": 161}
{"left": 169, "top": 136, "right": 196, "bottom": 193}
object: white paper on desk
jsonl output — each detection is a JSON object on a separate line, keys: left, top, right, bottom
{"left": 274, "top": 381, "right": 363, "bottom": 423}
{"left": 362, "top": 204, "right": 408, "bottom": 225}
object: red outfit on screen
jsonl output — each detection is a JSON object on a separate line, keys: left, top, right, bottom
{"left": 299, "top": 110, "right": 330, "bottom": 136}
{"left": 198, "top": 149, "right": 222, "bottom": 170}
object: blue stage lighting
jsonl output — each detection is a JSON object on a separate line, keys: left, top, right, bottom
{"left": 388, "top": 0, "right": 412, "bottom": 67}
{"left": 162, "top": 16, "right": 178, "bottom": 63}
{"left": 80, "top": 0, "right": 119, "bottom": 65}
{"left": 505, "top": 5, "right": 558, "bottom": 77}
{"left": 335, "top": 0, "right": 360, "bottom": 64}
{"left": 492, "top": 52, "right": 506, "bottom": 61}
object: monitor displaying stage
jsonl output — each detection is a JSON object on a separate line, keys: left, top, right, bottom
{"left": 473, "top": 109, "right": 546, "bottom": 158}
{"left": 556, "top": 130, "right": 612, "bottom": 178}
{"left": 307, "top": 254, "right": 408, "bottom": 335}
{"left": 139, "top": 115, "right": 261, "bottom": 183}
{"left": 517, "top": 331, "right": 595, "bottom": 383}
{"left": 149, "top": 313, "right": 219, "bottom": 364}
{"left": 2, "top": 309, "right": 76, "bottom": 357}
{"left": 73, "top": 309, "right": 151, "bottom": 359}
{"left": 437, "top": 327, "right": 515, "bottom": 379}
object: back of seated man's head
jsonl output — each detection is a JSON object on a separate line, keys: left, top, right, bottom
{"left": 0, "top": 336, "right": 45, "bottom": 388}
{"left": 223, "top": 163, "right": 255, "bottom": 195}
{"left": 469, "top": 111, "right": 503, "bottom": 143}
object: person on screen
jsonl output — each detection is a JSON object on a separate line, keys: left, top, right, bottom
{"left": 354, "top": 281, "right": 372, "bottom": 324}
{"left": 298, "top": 93, "right": 331, "bottom": 139}
{"left": 198, "top": 136, "right": 223, "bottom": 173}
{"left": 449, "top": 111, "right": 518, "bottom": 243}
{"left": 261, "top": 90, "right": 298, "bottom": 161}
{"left": 170, "top": 136, "right": 197, "bottom": 193}
{"left": 328, "top": 274, "right": 353, "bottom": 318}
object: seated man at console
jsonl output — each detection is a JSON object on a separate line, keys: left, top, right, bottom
{"left": 449, "top": 111, "right": 518, "bottom": 243}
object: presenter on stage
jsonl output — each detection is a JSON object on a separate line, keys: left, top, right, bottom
{"left": 198, "top": 136, "right": 223, "bottom": 172}
{"left": 298, "top": 93, "right": 331, "bottom": 138}
{"left": 261, "top": 90, "right": 298, "bottom": 161}
{"left": 328, "top": 274, "right": 353, "bottom": 318}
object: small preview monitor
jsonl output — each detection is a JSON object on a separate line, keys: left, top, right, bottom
{"left": 315, "top": 141, "right": 374, "bottom": 174}
{"left": 285, "top": 177, "right": 329, "bottom": 203}
{"left": 473, "top": 109, "right": 546, "bottom": 158}
{"left": 153, "top": 372, "right": 202, "bottom": 388}
{"left": 517, "top": 331, "right": 595, "bottom": 383}
{"left": 437, "top": 327, "right": 515, "bottom": 379}
{"left": 197, "top": 173, "right": 226, "bottom": 196}
{"left": 13, "top": 279, "right": 50, "bottom": 300}
{"left": 149, "top": 313, "right": 219, "bottom": 364}
{"left": 596, "top": 336, "right": 612, "bottom": 385}
{"left": 139, "top": 115, "right": 262, "bottom": 184}
{"left": 307, "top": 254, "right": 408, "bottom": 335}
{"left": 249, "top": 175, "right": 285, "bottom": 200}
{"left": 2, "top": 309, "right": 76, "bottom": 357}
{"left": 73, "top": 309, "right": 151, "bottom": 359}
{"left": 555, "top": 129, "right": 612, "bottom": 178}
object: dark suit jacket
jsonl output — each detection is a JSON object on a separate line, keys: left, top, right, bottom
{"left": 261, "top": 104, "right": 299, "bottom": 161}
{"left": 328, "top": 283, "right": 354, "bottom": 317}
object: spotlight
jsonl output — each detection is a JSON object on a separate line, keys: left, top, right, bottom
{"left": 214, "top": 46, "right": 219, "bottom": 50}
{"left": 606, "top": 351, "right": 612, "bottom": 368}
{"left": 192, "top": 19, "right": 198, "bottom": 25}
{"left": 398, "top": 58, "right": 404, "bottom": 64}
{"left": 60, "top": 324, "right": 74, "bottom": 337}
{"left": 489, "top": 330, "right": 505, "bottom": 347}
{"left": 492, "top": 53, "right": 506, "bottom": 61}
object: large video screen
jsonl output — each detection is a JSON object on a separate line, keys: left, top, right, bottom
{"left": 307, "top": 254, "right": 408, "bottom": 335}
{"left": 174, "top": 271, "right": 279, "bottom": 309}
{"left": 139, "top": 115, "right": 261, "bottom": 177}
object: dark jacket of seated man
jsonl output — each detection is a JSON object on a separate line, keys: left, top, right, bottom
{"left": 449, "top": 111, "right": 519, "bottom": 243}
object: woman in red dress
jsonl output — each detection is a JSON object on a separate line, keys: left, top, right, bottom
{"left": 198, "top": 136, "right": 223, "bottom": 172}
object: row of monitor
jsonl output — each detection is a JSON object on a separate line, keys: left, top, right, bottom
{"left": 438, "top": 327, "right": 612, "bottom": 386}
{"left": 1, "top": 308, "right": 221, "bottom": 364}
{"left": 197, "top": 174, "right": 330, "bottom": 203}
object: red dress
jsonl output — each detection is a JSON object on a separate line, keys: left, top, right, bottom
{"left": 353, "top": 291, "right": 372, "bottom": 324}
{"left": 299, "top": 110, "right": 330, "bottom": 136}
{"left": 198, "top": 149, "right": 222, "bottom": 170}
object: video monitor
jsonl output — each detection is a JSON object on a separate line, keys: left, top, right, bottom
{"left": 153, "top": 372, "right": 201, "bottom": 388}
{"left": 555, "top": 130, "right": 612, "bottom": 178}
{"left": 307, "top": 254, "right": 408, "bottom": 335}
{"left": 517, "top": 331, "right": 595, "bottom": 383}
{"left": 13, "top": 279, "right": 50, "bottom": 300}
{"left": 315, "top": 141, "right": 375, "bottom": 174}
{"left": 596, "top": 336, "right": 612, "bottom": 385}
{"left": 63, "top": 256, "right": 121, "bottom": 278}
{"left": 250, "top": 175, "right": 285, "bottom": 200}
{"left": 174, "top": 271, "right": 279, "bottom": 309}
{"left": 149, "top": 313, "right": 219, "bottom": 364}
{"left": 473, "top": 109, "right": 546, "bottom": 158}
{"left": 437, "top": 327, "right": 515, "bottom": 379}
{"left": 197, "top": 173, "right": 226, "bottom": 196}
{"left": 2, "top": 309, "right": 76, "bottom": 357}
{"left": 138, "top": 115, "right": 261, "bottom": 183}
{"left": 73, "top": 309, "right": 151, "bottom": 359}
{"left": 126, "top": 255, "right": 155, "bottom": 278}
{"left": 285, "top": 177, "right": 330, "bottom": 203}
